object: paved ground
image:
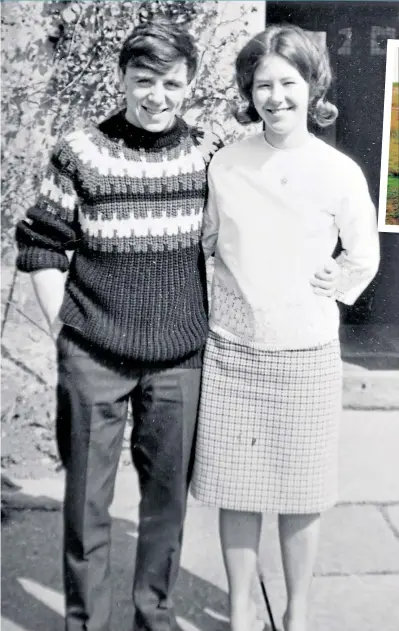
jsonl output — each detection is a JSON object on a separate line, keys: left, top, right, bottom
{"left": 2, "top": 410, "right": 399, "bottom": 631}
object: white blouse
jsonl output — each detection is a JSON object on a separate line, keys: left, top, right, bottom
{"left": 203, "top": 133, "right": 380, "bottom": 351}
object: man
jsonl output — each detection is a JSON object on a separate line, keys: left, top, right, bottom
{"left": 16, "top": 19, "right": 337, "bottom": 631}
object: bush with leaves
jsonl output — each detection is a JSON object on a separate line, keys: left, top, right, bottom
{"left": 1, "top": 1, "right": 262, "bottom": 473}
{"left": 1, "top": 0, "right": 260, "bottom": 254}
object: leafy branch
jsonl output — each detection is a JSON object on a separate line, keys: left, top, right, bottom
{"left": 2, "top": 1, "right": 260, "bottom": 254}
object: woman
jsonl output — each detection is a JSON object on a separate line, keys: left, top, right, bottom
{"left": 191, "top": 24, "right": 380, "bottom": 631}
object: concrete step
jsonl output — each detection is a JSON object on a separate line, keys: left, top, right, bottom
{"left": 343, "top": 361, "right": 399, "bottom": 409}
{"left": 341, "top": 324, "right": 399, "bottom": 409}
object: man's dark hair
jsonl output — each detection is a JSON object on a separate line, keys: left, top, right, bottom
{"left": 119, "top": 20, "right": 198, "bottom": 82}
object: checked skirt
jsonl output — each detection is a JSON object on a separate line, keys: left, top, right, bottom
{"left": 191, "top": 331, "right": 342, "bottom": 514}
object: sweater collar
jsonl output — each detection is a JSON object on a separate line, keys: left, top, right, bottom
{"left": 98, "top": 110, "right": 189, "bottom": 151}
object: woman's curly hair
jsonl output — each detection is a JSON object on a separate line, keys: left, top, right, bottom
{"left": 235, "top": 24, "right": 338, "bottom": 128}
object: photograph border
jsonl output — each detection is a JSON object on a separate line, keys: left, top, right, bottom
{"left": 378, "top": 38, "right": 399, "bottom": 233}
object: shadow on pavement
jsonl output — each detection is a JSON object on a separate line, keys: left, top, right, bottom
{"left": 340, "top": 323, "right": 399, "bottom": 370}
{"left": 1, "top": 496, "right": 230, "bottom": 631}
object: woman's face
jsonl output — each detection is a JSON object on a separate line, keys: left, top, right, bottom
{"left": 252, "top": 54, "right": 310, "bottom": 145}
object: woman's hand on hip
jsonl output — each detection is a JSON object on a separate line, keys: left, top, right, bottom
{"left": 310, "top": 258, "right": 340, "bottom": 297}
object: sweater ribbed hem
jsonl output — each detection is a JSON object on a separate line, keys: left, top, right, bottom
{"left": 58, "top": 326, "right": 204, "bottom": 371}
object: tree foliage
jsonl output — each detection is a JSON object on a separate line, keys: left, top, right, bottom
{"left": 1, "top": 1, "right": 260, "bottom": 252}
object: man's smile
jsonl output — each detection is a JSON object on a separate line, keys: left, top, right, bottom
{"left": 143, "top": 106, "right": 168, "bottom": 115}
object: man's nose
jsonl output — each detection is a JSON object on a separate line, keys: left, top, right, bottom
{"left": 148, "top": 82, "right": 165, "bottom": 105}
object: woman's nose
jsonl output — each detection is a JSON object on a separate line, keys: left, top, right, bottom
{"left": 269, "top": 84, "right": 284, "bottom": 103}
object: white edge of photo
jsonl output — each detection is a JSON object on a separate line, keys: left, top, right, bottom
{"left": 378, "top": 38, "right": 399, "bottom": 233}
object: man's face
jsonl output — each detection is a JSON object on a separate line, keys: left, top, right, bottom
{"left": 120, "top": 60, "right": 190, "bottom": 133}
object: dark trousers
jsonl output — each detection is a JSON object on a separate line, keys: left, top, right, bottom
{"left": 56, "top": 334, "right": 201, "bottom": 631}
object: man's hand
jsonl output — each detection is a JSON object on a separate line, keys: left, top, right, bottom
{"left": 310, "top": 259, "right": 340, "bottom": 297}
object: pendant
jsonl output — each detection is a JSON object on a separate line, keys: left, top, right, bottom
{"left": 280, "top": 176, "right": 288, "bottom": 185}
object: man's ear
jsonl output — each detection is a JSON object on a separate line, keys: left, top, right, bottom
{"left": 118, "top": 68, "right": 126, "bottom": 90}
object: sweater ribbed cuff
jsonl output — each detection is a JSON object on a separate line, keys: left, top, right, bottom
{"left": 16, "top": 246, "right": 69, "bottom": 273}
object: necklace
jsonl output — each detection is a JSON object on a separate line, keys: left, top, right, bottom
{"left": 263, "top": 133, "right": 314, "bottom": 186}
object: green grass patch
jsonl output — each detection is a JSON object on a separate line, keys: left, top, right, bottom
{"left": 386, "top": 174, "right": 399, "bottom": 225}
{"left": 389, "top": 86, "right": 399, "bottom": 175}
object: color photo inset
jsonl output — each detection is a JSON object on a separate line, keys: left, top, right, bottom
{"left": 378, "top": 39, "right": 399, "bottom": 232}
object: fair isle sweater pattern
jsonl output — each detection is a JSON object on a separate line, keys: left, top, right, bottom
{"left": 31, "top": 117, "right": 218, "bottom": 256}
{"left": 16, "top": 112, "right": 223, "bottom": 364}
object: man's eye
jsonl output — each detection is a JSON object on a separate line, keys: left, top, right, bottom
{"left": 137, "top": 79, "right": 151, "bottom": 86}
{"left": 165, "top": 82, "right": 180, "bottom": 89}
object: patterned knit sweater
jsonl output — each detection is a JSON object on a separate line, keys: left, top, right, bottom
{"left": 16, "top": 111, "right": 222, "bottom": 366}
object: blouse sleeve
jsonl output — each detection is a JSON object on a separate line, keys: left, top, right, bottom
{"left": 334, "top": 163, "right": 380, "bottom": 305}
{"left": 201, "top": 161, "right": 220, "bottom": 260}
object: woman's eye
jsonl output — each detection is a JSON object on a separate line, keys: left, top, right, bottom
{"left": 137, "top": 79, "right": 151, "bottom": 86}
{"left": 165, "top": 82, "right": 179, "bottom": 89}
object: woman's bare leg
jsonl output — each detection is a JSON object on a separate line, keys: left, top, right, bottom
{"left": 219, "top": 508, "right": 262, "bottom": 631}
{"left": 279, "top": 513, "right": 320, "bottom": 631}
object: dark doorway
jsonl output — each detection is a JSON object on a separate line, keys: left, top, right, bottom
{"left": 266, "top": 2, "right": 399, "bottom": 330}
